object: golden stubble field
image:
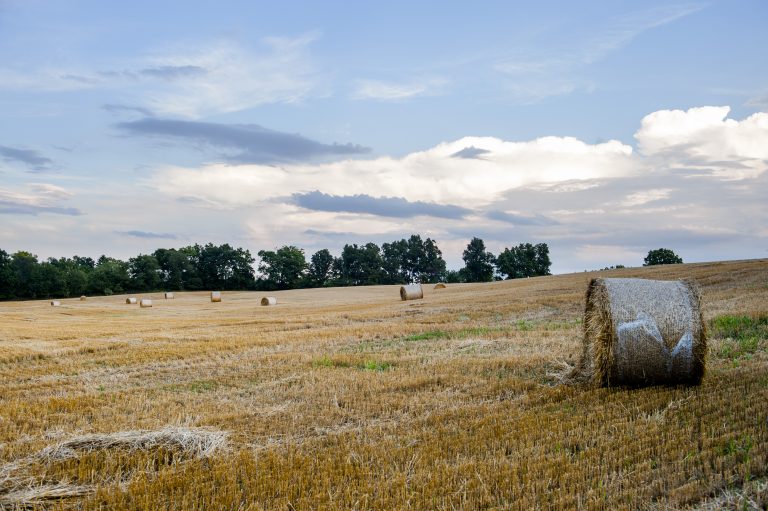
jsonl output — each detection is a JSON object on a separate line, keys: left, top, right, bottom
{"left": 1, "top": 259, "right": 767, "bottom": 510}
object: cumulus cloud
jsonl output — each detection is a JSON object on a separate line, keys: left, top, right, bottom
{"left": 144, "top": 105, "right": 767, "bottom": 272}
{"left": 635, "top": 106, "right": 768, "bottom": 179}
{"left": 150, "top": 134, "right": 637, "bottom": 208}
{"left": 0, "top": 183, "right": 80, "bottom": 215}
{"left": 0, "top": 145, "right": 54, "bottom": 172}
{"left": 116, "top": 118, "right": 370, "bottom": 163}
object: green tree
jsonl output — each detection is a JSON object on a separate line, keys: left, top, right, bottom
{"left": 11, "top": 251, "right": 39, "bottom": 298}
{"left": 418, "top": 237, "right": 447, "bottom": 283}
{"left": 257, "top": 245, "right": 307, "bottom": 290}
{"left": 48, "top": 257, "right": 90, "bottom": 297}
{"left": 196, "top": 243, "right": 256, "bottom": 290}
{"left": 445, "top": 269, "right": 463, "bottom": 284}
{"left": 381, "top": 239, "right": 408, "bottom": 284}
{"left": 308, "top": 249, "right": 335, "bottom": 287}
{"left": 460, "top": 238, "right": 496, "bottom": 282}
{"left": 0, "top": 249, "right": 15, "bottom": 299}
{"left": 496, "top": 243, "right": 552, "bottom": 279}
{"left": 643, "top": 248, "right": 683, "bottom": 266}
{"left": 154, "top": 248, "right": 196, "bottom": 290}
{"left": 128, "top": 254, "right": 162, "bottom": 291}
{"left": 89, "top": 257, "right": 130, "bottom": 295}
{"left": 337, "top": 243, "right": 383, "bottom": 286}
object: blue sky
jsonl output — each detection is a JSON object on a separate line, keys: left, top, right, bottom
{"left": 1, "top": 0, "right": 767, "bottom": 273}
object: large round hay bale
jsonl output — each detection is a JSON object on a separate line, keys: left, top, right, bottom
{"left": 210, "top": 291, "right": 222, "bottom": 302}
{"left": 79, "top": 295, "right": 87, "bottom": 301}
{"left": 572, "top": 278, "right": 706, "bottom": 387}
{"left": 400, "top": 284, "right": 423, "bottom": 301}
{"left": 260, "top": 296, "right": 277, "bottom": 306}
{"left": 126, "top": 297, "right": 137, "bottom": 304}
{"left": 164, "top": 292, "right": 174, "bottom": 299}
{"left": 50, "top": 300, "right": 61, "bottom": 307}
{"left": 140, "top": 299, "right": 153, "bottom": 308}
{"left": 434, "top": 283, "right": 447, "bottom": 289}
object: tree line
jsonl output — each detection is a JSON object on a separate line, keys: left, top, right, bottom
{"left": 0, "top": 236, "right": 552, "bottom": 300}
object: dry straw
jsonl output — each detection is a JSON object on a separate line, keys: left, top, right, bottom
{"left": 139, "top": 299, "right": 153, "bottom": 308}
{"left": 571, "top": 277, "right": 706, "bottom": 386}
{"left": 164, "top": 292, "right": 174, "bottom": 299}
{"left": 400, "top": 284, "right": 424, "bottom": 301}
{"left": 125, "top": 297, "right": 137, "bottom": 304}
{"left": 211, "top": 291, "right": 222, "bottom": 303}
{"left": 39, "top": 427, "right": 228, "bottom": 461}
{"left": 79, "top": 295, "right": 87, "bottom": 301}
{"left": 261, "top": 296, "right": 277, "bottom": 306}
{"left": 0, "top": 428, "right": 227, "bottom": 508}
{"left": 50, "top": 301, "right": 61, "bottom": 307}
{"left": 434, "top": 283, "right": 447, "bottom": 289}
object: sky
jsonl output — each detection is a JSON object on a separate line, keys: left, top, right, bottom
{"left": 1, "top": 0, "right": 767, "bottom": 274}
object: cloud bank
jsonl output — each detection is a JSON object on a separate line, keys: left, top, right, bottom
{"left": 143, "top": 106, "right": 767, "bottom": 271}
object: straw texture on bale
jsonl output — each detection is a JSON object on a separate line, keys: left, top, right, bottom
{"left": 164, "top": 292, "right": 174, "bottom": 299}
{"left": 50, "top": 301, "right": 61, "bottom": 307}
{"left": 211, "top": 291, "right": 222, "bottom": 303}
{"left": 126, "top": 297, "right": 137, "bottom": 304}
{"left": 571, "top": 277, "right": 706, "bottom": 387}
{"left": 79, "top": 295, "right": 87, "bottom": 301}
{"left": 400, "top": 284, "right": 424, "bottom": 301}
{"left": 261, "top": 296, "right": 277, "bottom": 306}
{"left": 434, "top": 283, "right": 447, "bottom": 289}
{"left": 139, "top": 299, "right": 153, "bottom": 308}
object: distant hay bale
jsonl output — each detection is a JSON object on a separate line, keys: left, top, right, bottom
{"left": 570, "top": 278, "right": 706, "bottom": 387}
{"left": 164, "top": 292, "right": 174, "bottom": 299}
{"left": 211, "top": 291, "right": 222, "bottom": 303}
{"left": 125, "top": 297, "right": 137, "bottom": 304}
{"left": 139, "top": 299, "right": 152, "bottom": 308}
{"left": 50, "top": 301, "right": 61, "bottom": 307}
{"left": 400, "top": 284, "right": 424, "bottom": 301}
{"left": 434, "top": 283, "right": 447, "bottom": 289}
{"left": 261, "top": 296, "right": 277, "bottom": 306}
{"left": 79, "top": 295, "right": 87, "bottom": 301}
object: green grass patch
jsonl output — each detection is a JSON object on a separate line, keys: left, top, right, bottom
{"left": 360, "top": 360, "right": 393, "bottom": 371}
{"left": 710, "top": 314, "right": 767, "bottom": 360}
{"left": 312, "top": 356, "right": 351, "bottom": 368}
{"left": 710, "top": 314, "right": 768, "bottom": 340}
{"left": 402, "top": 330, "right": 452, "bottom": 342}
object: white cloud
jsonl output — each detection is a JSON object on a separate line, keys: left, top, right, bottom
{"left": 0, "top": 183, "right": 79, "bottom": 215}
{"left": 636, "top": 106, "right": 768, "bottom": 179}
{"left": 150, "top": 135, "right": 637, "bottom": 208}
{"left": 351, "top": 77, "right": 446, "bottom": 101}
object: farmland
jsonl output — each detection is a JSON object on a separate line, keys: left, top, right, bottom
{"left": 1, "top": 259, "right": 767, "bottom": 510}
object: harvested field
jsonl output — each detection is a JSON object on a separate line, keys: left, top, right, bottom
{"left": 0, "top": 260, "right": 767, "bottom": 509}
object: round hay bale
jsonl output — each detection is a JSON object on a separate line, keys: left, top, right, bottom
{"left": 400, "top": 284, "right": 423, "bottom": 301}
{"left": 139, "top": 299, "right": 153, "bottom": 308}
{"left": 572, "top": 277, "right": 706, "bottom": 387}
{"left": 261, "top": 296, "right": 277, "bottom": 306}
{"left": 50, "top": 300, "right": 61, "bottom": 307}
{"left": 164, "top": 292, "right": 174, "bottom": 299}
{"left": 210, "top": 291, "right": 222, "bottom": 303}
{"left": 79, "top": 295, "right": 87, "bottom": 301}
{"left": 434, "top": 283, "right": 447, "bottom": 289}
{"left": 126, "top": 297, "right": 137, "bottom": 304}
